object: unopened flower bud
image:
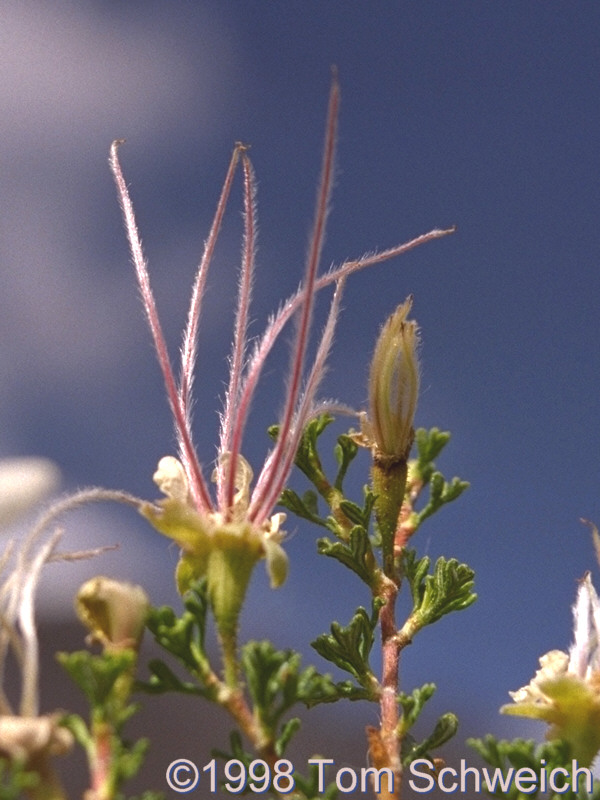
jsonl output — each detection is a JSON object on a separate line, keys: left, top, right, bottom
{"left": 367, "top": 296, "right": 420, "bottom": 464}
{"left": 76, "top": 576, "right": 149, "bottom": 652}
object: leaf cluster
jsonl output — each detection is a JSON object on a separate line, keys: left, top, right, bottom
{"left": 141, "top": 581, "right": 216, "bottom": 699}
{"left": 402, "top": 550, "right": 477, "bottom": 630}
{"left": 241, "top": 641, "right": 344, "bottom": 755}
{"left": 58, "top": 649, "right": 150, "bottom": 797}
{"left": 468, "top": 736, "right": 600, "bottom": 800}
{"left": 311, "top": 605, "right": 379, "bottom": 697}
{"left": 0, "top": 759, "right": 39, "bottom": 800}
{"left": 409, "top": 428, "right": 469, "bottom": 532}
{"left": 214, "top": 732, "right": 339, "bottom": 799}
{"left": 399, "top": 683, "right": 458, "bottom": 766}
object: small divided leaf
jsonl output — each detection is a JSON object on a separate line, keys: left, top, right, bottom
{"left": 397, "top": 683, "right": 437, "bottom": 735}
{"left": 145, "top": 580, "right": 211, "bottom": 680}
{"left": 278, "top": 488, "right": 329, "bottom": 528}
{"left": 57, "top": 649, "right": 135, "bottom": 709}
{"left": 241, "top": 641, "right": 355, "bottom": 752}
{"left": 271, "top": 415, "right": 334, "bottom": 485}
{"left": 403, "top": 551, "right": 476, "bottom": 629}
{"left": 402, "top": 713, "right": 458, "bottom": 766}
{"left": 416, "top": 472, "right": 469, "bottom": 527}
{"left": 139, "top": 659, "right": 207, "bottom": 697}
{"left": 466, "top": 736, "right": 596, "bottom": 799}
{"left": 311, "top": 607, "right": 378, "bottom": 693}
{"left": 317, "top": 525, "right": 375, "bottom": 585}
{"left": 334, "top": 433, "right": 359, "bottom": 491}
{"left": 416, "top": 427, "right": 450, "bottom": 459}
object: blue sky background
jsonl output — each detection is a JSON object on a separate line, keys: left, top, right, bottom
{"left": 2, "top": 0, "right": 600, "bottom": 777}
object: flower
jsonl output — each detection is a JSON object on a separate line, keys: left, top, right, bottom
{"left": 501, "top": 572, "right": 600, "bottom": 766}
{"left": 0, "top": 525, "right": 74, "bottom": 786}
{"left": 0, "top": 457, "right": 60, "bottom": 528}
{"left": 0, "top": 461, "right": 117, "bottom": 785}
{"left": 109, "top": 78, "right": 453, "bottom": 639}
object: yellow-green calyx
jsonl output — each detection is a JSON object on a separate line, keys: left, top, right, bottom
{"left": 501, "top": 573, "right": 600, "bottom": 766}
{"left": 76, "top": 576, "right": 150, "bottom": 653}
{"left": 140, "top": 455, "right": 288, "bottom": 638}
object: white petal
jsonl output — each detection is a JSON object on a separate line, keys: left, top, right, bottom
{"left": 153, "top": 456, "right": 189, "bottom": 502}
{"left": 569, "top": 572, "right": 600, "bottom": 678}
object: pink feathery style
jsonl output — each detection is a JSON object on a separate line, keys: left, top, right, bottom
{"left": 108, "top": 77, "right": 453, "bottom": 615}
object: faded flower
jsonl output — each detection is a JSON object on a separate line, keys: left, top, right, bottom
{"left": 501, "top": 572, "right": 600, "bottom": 766}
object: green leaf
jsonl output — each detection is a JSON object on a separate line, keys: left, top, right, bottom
{"left": 415, "top": 427, "right": 451, "bottom": 465}
{"left": 466, "top": 736, "right": 600, "bottom": 800}
{"left": 278, "top": 488, "right": 329, "bottom": 528}
{"left": 241, "top": 641, "right": 359, "bottom": 748}
{"left": 416, "top": 471, "right": 470, "bottom": 526}
{"left": 275, "top": 718, "right": 301, "bottom": 756}
{"left": 402, "top": 713, "right": 458, "bottom": 766}
{"left": 333, "top": 433, "right": 359, "bottom": 491}
{"left": 145, "top": 580, "right": 213, "bottom": 685}
{"left": 403, "top": 551, "right": 476, "bottom": 629}
{"left": 137, "top": 659, "right": 207, "bottom": 697}
{"left": 60, "top": 713, "right": 90, "bottom": 748}
{"left": 311, "top": 607, "right": 378, "bottom": 692}
{"left": 317, "top": 525, "right": 375, "bottom": 585}
{"left": 271, "top": 415, "right": 334, "bottom": 484}
{"left": 397, "top": 683, "right": 437, "bottom": 735}
{"left": 57, "top": 649, "right": 135, "bottom": 708}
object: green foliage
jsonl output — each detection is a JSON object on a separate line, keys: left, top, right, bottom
{"left": 333, "top": 432, "right": 360, "bottom": 491}
{"left": 402, "top": 711, "right": 459, "bottom": 766}
{"left": 311, "top": 606, "right": 379, "bottom": 696}
{"left": 241, "top": 641, "right": 341, "bottom": 753}
{"left": 395, "top": 684, "right": 459, "bottom": 766}
{"left": 468, "top": 736, "right": 600, "bottom": 800}
{"left": 416, "top": 471, "right": 470, "bottom": 527}
{"left": 58, "top": 650, "right": 135, "bottom": 715}
{"left": 141, "top": 580, "right": 218, "bottom": 699}
{"left": 118, "top": 793, "right": 165, "bottom": 800}
{"left": 270, "top": 416, "right": 334, "bottom": 496}
{"left": 213, "top": 732, "right": 339, "bottom": 799}
{"left": 410, "top": 428, "right": 469, "bottom": 531}
{"left": 316, "top": 524, "right": 376, "bottom": 585}
{"left": 403, "top": 550, "right": 477, "bottom": 629}
{"left": 278, "top": 488, "right": 330, "bottom": 529}
{"left": 58, "top": 646, "right": 150, "bottom": 798}
{"left": 293, "top": 763, "right": 340, "bottom": 800}
{"left": 0, "top": 759, "right": 39, "bottom": 800}
{"left": 397, "top": 683, "right": 437, "bottom": 734}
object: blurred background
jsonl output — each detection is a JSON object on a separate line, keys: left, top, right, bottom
{"left": 2, "top": 1, "right": 600, "bottom": 794}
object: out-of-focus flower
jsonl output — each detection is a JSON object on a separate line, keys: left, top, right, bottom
{"left": 0, "top": 525, "right": 74, "bottom": 788}
{"left": 0, "top": 457, "right": 60, "bottom": 528}
{"left": 501, "top": 572, "right": 600, "bottom": 766}
{"left": 109, "top": 78, "right": 453, "bottom": 646}
{"left": 0, "top": 458, "right": 118, "bottom": 790}
{"left": 76, "top": 576, "right": 149, "bottom": 652}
